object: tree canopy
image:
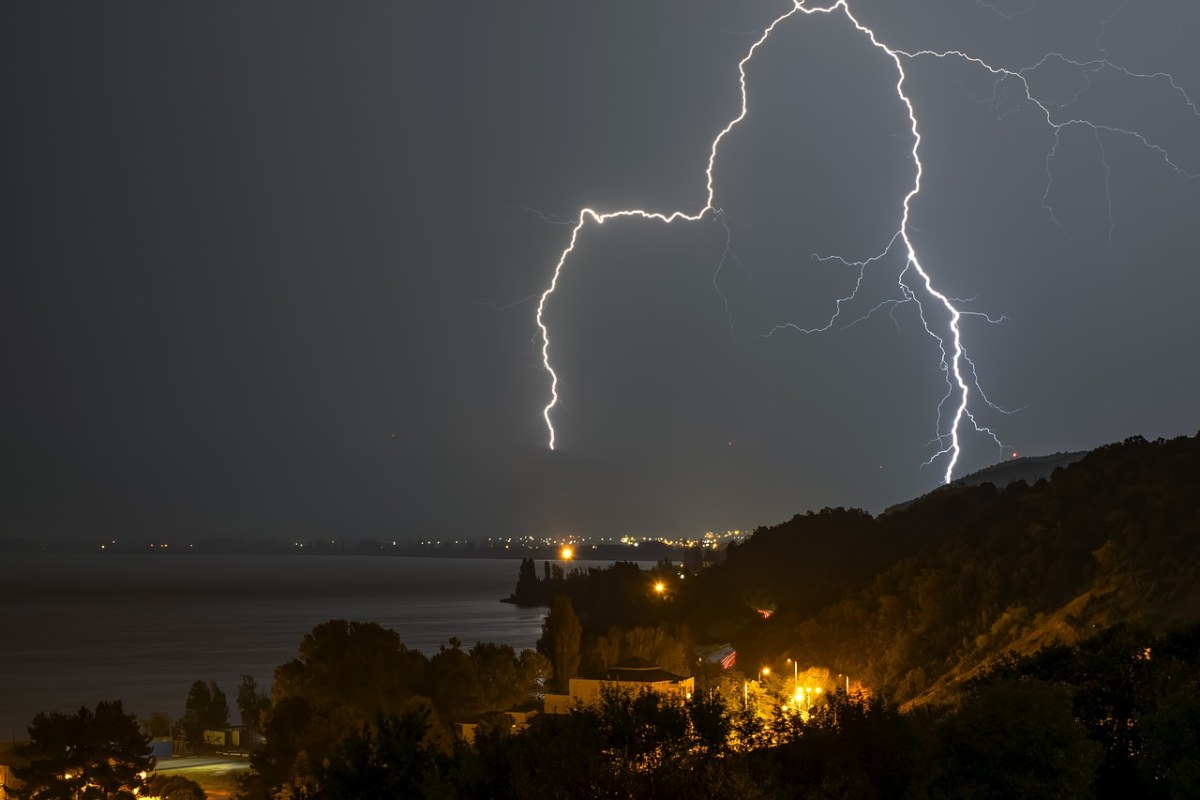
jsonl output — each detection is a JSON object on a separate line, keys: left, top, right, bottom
{"left": 14, "top": 700, "right": 153, "bottom": 800}
{"left": 182, "top": 680, "right": 229, "bottom": 746}
{"left": 539, "top": 595, "right": 581, "bottom": 693}
{"left": 243, "top": 620, "right": 547, "bottom": 798}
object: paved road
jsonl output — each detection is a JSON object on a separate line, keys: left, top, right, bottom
{"left": 156, "top": 755, "right": 250, "bottom": 799}
{"left": 157, "top": 755, "right": 248, "bottom": 771}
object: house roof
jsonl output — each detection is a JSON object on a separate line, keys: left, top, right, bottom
{"left": 602, "top": 658, "right": 687, "bottom": 683}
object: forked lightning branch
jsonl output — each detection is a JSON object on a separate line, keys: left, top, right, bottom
{"left": 533, "top": 0, "right": 1196, "bottom": 485}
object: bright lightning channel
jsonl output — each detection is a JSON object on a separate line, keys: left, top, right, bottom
{"left": 534, "top": 3, "right": 805, "bottom": 452}
{"left": 534, "top": 1, "right": 1195, "bottom": 484}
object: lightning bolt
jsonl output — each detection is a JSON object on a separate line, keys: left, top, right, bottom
{"left": 974, "top": 0, "right": 1040, "bottom": 21}
{"left": 712, "top": 210, "right": 751, "bottom": 340}
{"left": 534, "top": 3, "right": 807, "bottom": 451}
{"left": 533, "top": 1, "right": 1196, "bottom": 483}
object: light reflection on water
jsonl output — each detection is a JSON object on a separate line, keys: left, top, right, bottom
{"left": 0, "top": 554, "right": 629, "bottom": 738}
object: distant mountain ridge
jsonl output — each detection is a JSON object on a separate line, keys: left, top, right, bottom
{"left": 882, "top": 449, "right": 1086, "bottom": 516}
{"left": 948, "top": 450, "right": 1088, "bottom": 488}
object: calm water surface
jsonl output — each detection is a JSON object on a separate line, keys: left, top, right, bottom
{"left": 0, "top": 554, "right": 619, "bottom": 739}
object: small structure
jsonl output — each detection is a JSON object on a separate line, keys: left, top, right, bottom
{"left": 148, "top": 737, "right": 174, "bottom": 760}
{"left": 202, "top": 726, "right": 245, "bottom": 750}
{"left": 0, "top": 764, "right": 17, "bottom": 800}
{"left": 453, "top": 705, "right": 539, "bottom": 745}
{"left": 0, "top": 741, "right": 27, "bottom": 800}
{"left": 544, "top": 658, "right": 695, "bottom": 714}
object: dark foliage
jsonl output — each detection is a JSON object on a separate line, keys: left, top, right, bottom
{"left": 145, "top": 774, "right": 206, "bottom": 800}
{"left": 985, "top": 622, "right": 1200, "bottom": 799}
{"left": 14, "top": 701, "right": 153, "bottom": 800}
{"left": 538, "top": 595, "right": 582, "bottom": 693}
{"left": 309, "top": 708, "right": 450, "bottom": 800}
{"left": 454, "top": 690, "right": 774, "bottom": 800}
{"left": 919, "top": 678, "right": 1102, "bottom": 800}
{"left": 182, "top": 679, "right": 229, "bottom": 747}
{"left": 241, "top": 620, "right": 546, "bottom": 798}
{"left": 715, "top": 433, "right": 1200, "bottom": 702}
{"left": 772, "top": 692, "right": 916, "bottom": 800}
{"left": 236, "top": 674, "right": 269, "bottom": 743}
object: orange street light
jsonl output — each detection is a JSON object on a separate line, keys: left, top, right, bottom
{"left": 654, "top": 581, "right": 666, "bottom": 595}
{"left": 560, "top": 545, "right": 574, "bottom": 560}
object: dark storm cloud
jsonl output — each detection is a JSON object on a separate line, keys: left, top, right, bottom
{"left": 3, "top": 1, "right": 1197, "bottom": 540}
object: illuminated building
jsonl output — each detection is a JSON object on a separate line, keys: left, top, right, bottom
{"left": 543, "top": 658, "right": 695, "bottom": 714}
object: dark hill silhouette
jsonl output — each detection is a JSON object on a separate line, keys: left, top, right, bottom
{"left": 881, "top": 449, "right": 1086, "bottom": 516}
{"left": 685, "top": 432, "right": 1200, "bottom": 706}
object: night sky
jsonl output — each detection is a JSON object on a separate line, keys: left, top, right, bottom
{"left": 4, "top": 1, "right": 1198, "bottom": 542}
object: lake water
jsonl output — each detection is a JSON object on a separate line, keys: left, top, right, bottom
{"left": 0, "top": 554, "right": 625, "bottom": 739}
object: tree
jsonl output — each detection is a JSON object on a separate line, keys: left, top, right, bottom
{"left": 271, "top": 620, "right": 427, "bottom": 713}
{"left": 428, "top": 642, "right": 483, "bottom": 722}
{"left": 512, "top": 559, "right": 539, "bottom": 605}
{"left": 687, "top": 691, "right": 732, "bottom": 757}
{"left": 208, "top": 682, "right": 230, "bottom": 733}
{"left": 454, "top": 706, "right": 612, "bottom": 799}
{"left": 242, "top": 696, "right": 315, "bottom": 796}
{"left": 591, "top": 627, "right": 623, "bottom": 672}
{"left": 618, "top": 625, "right": 693, "bottom": 677}
{"left": 452, "top": 687, "right": 766, "bottom": 799}
{"left": 458, "top": 643, "right": 549, "bottom": 716}
{"left": 145, "top": 775, "right": 206, "bottom": 800}
{"left": 182, "top": 680, "right": 212, "bottom": 744}
{"left": 772, "top": 692, "right": 915, "bottom": 799}
{"left": 469, "top": 642, "right": 520, "bottom": 713}
{"left": 1140, "top": 684, "right": 1200, "bottom": 798}
{"left": 182, "top": 680, "right": 229, "bottom": 746}
{"left": 311, "top": 709, "right": 449, "bottom": 800}
{"left": 143, "top": 712, "right": 172, "bottom": 738}
{"left": 596, "top": 688, "right": 690, "bottom": 773}
{"left": 923, "top": 678, "right": 1102, "bottom": 800}
{"left": 249, "top": 620, "right": 431, "bottom": 795}
{"left": 14, "top": 700, "right": 153, "bottom": 800}
{"left": 539, "top": 595, "right": 581, "bottom": 693}
{"left": 516, "top": 650, "right": 551, "bottom": 701}
{"left": 237, "top": 675, "right": 270, "bottom": 742}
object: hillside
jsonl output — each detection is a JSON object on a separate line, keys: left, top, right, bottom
{"left": 881, "top": 449, "right": 1087, "bottom": 516}
{"left": 690, "top": 433, "right": 1200, "bottom": 705}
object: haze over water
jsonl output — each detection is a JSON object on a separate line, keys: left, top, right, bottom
{"left": 0, "top": 554, "right": 612, "bottom": 739}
